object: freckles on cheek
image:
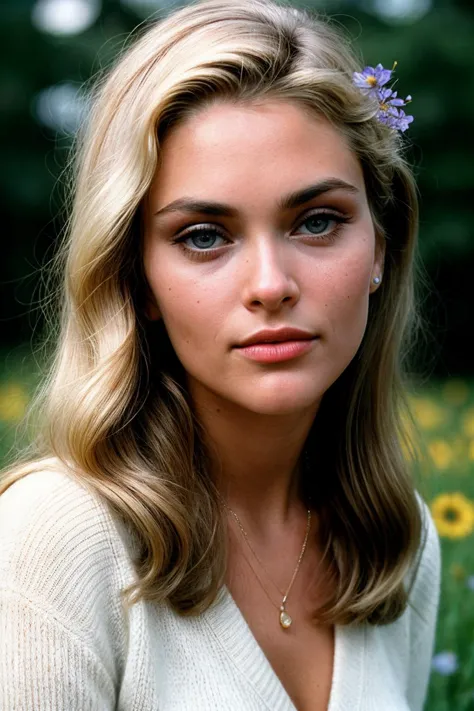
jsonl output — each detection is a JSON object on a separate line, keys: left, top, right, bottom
{"left": 342, "top": 270, "right": 370, "bottom": 300}
{"left": 340, "top": 248, "right": 374, "bottom": 294}
{"left": 160, "top": 282, "right": 222, "bottom": 350}
{"left": 325, "top": 264, "right": 372, "bottom": 324}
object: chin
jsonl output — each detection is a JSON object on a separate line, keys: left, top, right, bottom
{"left": 232, "top": 384, "right": 325, "bottom": 417}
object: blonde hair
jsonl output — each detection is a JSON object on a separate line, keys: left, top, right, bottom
{"left": 1, "top": 0, "right": 430, "bottom": 625}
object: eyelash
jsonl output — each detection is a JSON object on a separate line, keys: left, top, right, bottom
{"left": 171, "top": 210, "right": 351, "bottom": 261}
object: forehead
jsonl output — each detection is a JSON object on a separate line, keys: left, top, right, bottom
{"left": 150, "top": 99, "right": 365, "bottom": 204}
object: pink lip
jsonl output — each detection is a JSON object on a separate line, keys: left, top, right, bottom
{"left": 236, "top": 327, "right": 316, "bottom": 348}
{"left": 236, "top": 338, "right": 317, "bottom": 363}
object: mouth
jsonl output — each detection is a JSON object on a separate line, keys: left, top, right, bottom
{"left": 234, "top": 337, "right": 318, "bottom": 363}
{"left": 235, "top": 328, "right": 317, "bottom": 349}
{"left": 235, "top": 338, "right": 316, "bottom": 348}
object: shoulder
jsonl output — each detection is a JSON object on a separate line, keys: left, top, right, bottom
{"left": 0, "top": 466, "right": 104, "bottom": 534}
{"left": 413, "top": 490, "right": 442, "bottom": 586}
{"left": 0, "top": 467, "right": 136, "bottom": 629}
{"left": 408, "top": 490, "right": 442, "bottom": 634}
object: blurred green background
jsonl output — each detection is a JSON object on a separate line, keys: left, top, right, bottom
{"left": 1, "top": 0, "right": 473, "bottom": 708}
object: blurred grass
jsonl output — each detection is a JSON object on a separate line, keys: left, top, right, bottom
{"left": 1, "top": 352, "right": 474, "bottom": 710}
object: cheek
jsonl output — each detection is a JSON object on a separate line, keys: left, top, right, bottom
{"left": 316, "top": 248, "right": 373, "bottom": 335}
{"left": 146, "top": 265, "right": 226, "bottom": 360}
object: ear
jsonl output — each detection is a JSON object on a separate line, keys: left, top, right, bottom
{"left": 370, "top": 233, "right": 386, "bottom": 294}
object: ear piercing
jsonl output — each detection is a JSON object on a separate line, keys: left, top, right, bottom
{"left": 373, "top": 276, "right": 381, "bottom": 285}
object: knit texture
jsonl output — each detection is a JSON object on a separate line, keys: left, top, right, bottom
{"left": 0, "top": 469, "right": 441, "bottom": 711}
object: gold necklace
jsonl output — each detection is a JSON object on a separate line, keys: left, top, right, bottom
{"left": 221, "top": 499, "right": 312, "bottom": 630}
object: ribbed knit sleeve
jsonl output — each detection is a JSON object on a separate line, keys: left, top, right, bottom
{"left": 406, "top": 494, "right": 442, "bottom": 711}
{"left": 0, "top": 470, "right": 130, "bottom": 711}
{"left": 0, "top": 589, "right": 116, "bottom": 710}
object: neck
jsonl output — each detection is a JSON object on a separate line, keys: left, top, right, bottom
{"left": 188, "top": 381, "right": 320, "bottom": 536}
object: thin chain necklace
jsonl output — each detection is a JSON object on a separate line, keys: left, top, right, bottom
{"left": 220, "top": 496, "right": 312, "bottom": 630}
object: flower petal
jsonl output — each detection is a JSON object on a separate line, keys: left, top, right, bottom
{"left": 431, "top": 651, "right": 459, "bottom": 676}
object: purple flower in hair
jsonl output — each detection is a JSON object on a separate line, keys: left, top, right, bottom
{"left": 352, "top": 63, "right": 393, "bottom": 98}
{"left": 393, "top": 109, "right": 414, "bottom": 132}
{"left": 353, "top": 62, "right": 414, "bottom": 133}
{"left": 376, "top": 88, "right": 413, "bottom": 131}
{"left": 378, "top": 87, "right": 406, "bottom": 109}
{"left": 377, "top": 107, "right": 414, "bottom": 132}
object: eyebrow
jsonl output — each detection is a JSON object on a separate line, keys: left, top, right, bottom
{"left": 153, "top": 178, "right": 359, "bottom": 220}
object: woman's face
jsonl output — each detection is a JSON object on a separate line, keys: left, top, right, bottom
{"left": 142, "top": 99, "right": 384, "bottom": 416}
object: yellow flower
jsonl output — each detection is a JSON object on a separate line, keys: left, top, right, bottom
{"left": 0, "top": 383, "right": 29, "bottom": 422}
{"left": 451, "top": 437, "right": 466, "bottom": 457}
{"left": 410, "top": 397, "right": 446, "bottom": 431}
{"left": 450, "top": 563, "right": 466, "bottom": 581}
{"left": 443, "top": 379, "right": 469, "bottom": 407}
{"left": 462, "top": 408, "right": 474, "bottom": 438}
{"left": 428, "top": 440, "right": 453, "bottom": 470}
{"left": 430, "top": 492, "right": 474, "bottom": 539}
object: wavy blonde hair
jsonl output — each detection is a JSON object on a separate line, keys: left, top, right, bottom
{"left": 1, "top": 0, "right": 430, "bottom": 625}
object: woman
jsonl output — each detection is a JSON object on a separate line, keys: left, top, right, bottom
{"left": 0, "top": 0, "right": 440, "bottom": 709}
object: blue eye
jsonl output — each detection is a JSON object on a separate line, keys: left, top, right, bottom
{"left": 304, "top": 216, "right": 332, "bottom": 233}
{"left": 171, "top": 209, "right": 350, "bottom": 261}
{"left": 173, "top": 225, "right": 228, "bottom": 252}
{"left": 297, "top": 212, "right": 347, "bottom": 237}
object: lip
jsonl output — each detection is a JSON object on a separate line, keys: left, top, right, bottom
{"left": 235, "top": 327, "right": 316, "bottom": 348}
{"left": 236, "top": 338, "right": 317, "bottom": 363}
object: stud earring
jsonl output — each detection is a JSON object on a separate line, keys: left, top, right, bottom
{"left": 373, "top": 276, "right": 381, "bottom": 285}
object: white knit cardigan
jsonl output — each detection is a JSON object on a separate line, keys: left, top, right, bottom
{"left": 0, "top": 469, "right": 441, "bottom": 710}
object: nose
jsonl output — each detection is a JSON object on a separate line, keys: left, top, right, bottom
{"left": 241, "top": 235, "right": 300, "bottom": 312}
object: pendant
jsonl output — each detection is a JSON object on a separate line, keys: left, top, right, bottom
{"left": 279, "top": 609, "right": 292, "bottom": 629}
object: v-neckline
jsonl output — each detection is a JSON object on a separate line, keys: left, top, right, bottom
{"left": 203, "top": 584, "right": 366, "bottom": 711}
